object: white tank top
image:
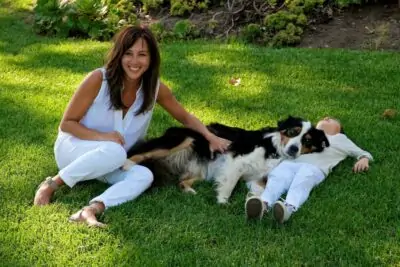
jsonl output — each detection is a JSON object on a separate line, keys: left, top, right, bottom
{"left": 59, "top": 67, "right": 159, "bottom": 151}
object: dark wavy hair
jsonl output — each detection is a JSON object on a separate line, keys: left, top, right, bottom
{"left": 105, "top": 25, "right": 160, "bottom": 115}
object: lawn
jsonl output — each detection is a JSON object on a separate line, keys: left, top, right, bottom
{"left": 1, "top": 1, "right": 399, "bottom": 266}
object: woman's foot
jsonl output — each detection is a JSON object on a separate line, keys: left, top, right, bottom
{"left": 33, "top": 176, "right": 60, "bottom": 206}
{"left": 69, "top": 203, "right": 106, "bottom": 228}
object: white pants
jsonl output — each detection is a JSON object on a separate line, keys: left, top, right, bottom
{"left": 248, "top": 160, "right": 325, "bottom": 210}
{"left": 54, "top": 133, "right": 154, "bottom": 209}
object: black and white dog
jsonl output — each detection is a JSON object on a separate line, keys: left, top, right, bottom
{"left": 124, "top": 116, "right": 329, "bottom": 204}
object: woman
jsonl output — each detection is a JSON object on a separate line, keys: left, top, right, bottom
{"left": 34, "top": 25, "right": 230, "bottom": 227}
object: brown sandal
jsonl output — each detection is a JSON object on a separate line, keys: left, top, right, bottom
{"left": 33, "top": 176, "right": 59, "bottom": 206}
{"left": 68, "top": 204, "right": 106, "bottom": 228}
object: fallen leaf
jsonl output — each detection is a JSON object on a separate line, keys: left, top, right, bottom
{"left": 382, "top": 108, "right": 397, "bottom": 119}
{"left": 229, "top": 77, "right": 241, "bottom": 86}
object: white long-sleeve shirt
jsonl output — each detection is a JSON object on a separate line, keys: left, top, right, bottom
{"left": 294, "top": 133, "right": 373, "bottom": 176}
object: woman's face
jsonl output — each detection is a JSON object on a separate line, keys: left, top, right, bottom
{"left": 121, "top": 37, "right": 151, "bottom": 82}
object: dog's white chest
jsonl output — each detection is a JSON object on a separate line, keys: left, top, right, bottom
{"left": 232, "top": 147, "right": 282, "bottom": 181}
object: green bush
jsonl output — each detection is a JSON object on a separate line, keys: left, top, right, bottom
{"left": 33, "top": 0, "right": 137, "bottom": 40}
{"left": 170, "top": 0, "right": 209, "bottom": 16}
{"left": 141, "top": 0, "right": 164, "bottom": 11}
{"left": 241, "top": 23, "right": 262, "bottom": 43}
{"left": 102, "top": 0, "right": 138, "bottom": 39}
{"left": 149, "top": 21, "right": 167, "bottom": 41}
{"left": 263, "top": 0, "right": 316, "bottom": 47}
{"left": 286, "top": 0, "right": 324, "bottom": 13}
{"left": 173, "top": 19, "right": 195, "bottom": 39}
{"left": 33, "top": 0, "right": 67, "bottom": 36}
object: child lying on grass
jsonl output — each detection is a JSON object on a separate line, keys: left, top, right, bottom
{"left": 245, "top": 117, "right": 373, "bottom": 224}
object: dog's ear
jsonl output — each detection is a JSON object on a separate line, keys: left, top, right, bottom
{"left": 315, "top": 128, "right": 330, "bottom": 148}
{"left": 277, "top": 117, "right": 289, "bottom": 130}
{"left": 277, "top": 115, "right": 297, "bottom": 130}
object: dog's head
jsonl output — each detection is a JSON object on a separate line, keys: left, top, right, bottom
{"left": 270, "top": 116, "right": 329, "bottom": 158}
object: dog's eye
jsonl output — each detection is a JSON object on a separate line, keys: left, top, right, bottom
{"left": 303, "top": 138, "right": 313, "bottom": 147}
{"left": 286, "top": 128, "right": 299, "bottom": 137}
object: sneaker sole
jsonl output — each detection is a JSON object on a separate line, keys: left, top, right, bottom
{"left": 246, "top": 198, "right": 263, "bottom": 220}
{"left": 273, "top": 203, "right": 284, "bottom": 224}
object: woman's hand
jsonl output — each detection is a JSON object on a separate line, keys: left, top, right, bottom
{"left": 352, "top": 157, "right": 369, "bottom": 173}
{"left": 98, "top": 131, "right": 125, "bottom": 145}
{"left": 207, "top": 134, "right": 231, "bottom": 154}
{"left": 156, "top": 83, "right": 231, "bottom": 154}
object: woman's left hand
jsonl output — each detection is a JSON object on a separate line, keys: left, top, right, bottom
{"left": 208, "top": 134, "right": 231, "bottom": 154}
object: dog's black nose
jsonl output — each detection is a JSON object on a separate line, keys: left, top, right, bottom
{"left": 288, "top": 145, "right": 299, "bottom": 156}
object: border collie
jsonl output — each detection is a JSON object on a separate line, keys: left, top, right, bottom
{"left": 125, "top": 116, "right": 329, "bottom": 204}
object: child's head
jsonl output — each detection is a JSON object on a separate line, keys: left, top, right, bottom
{"left": 316, "top": 117, "right": 343, "bottom": 135}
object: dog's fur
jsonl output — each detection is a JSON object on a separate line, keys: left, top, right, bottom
{"left": 125, "top": 116, "right": 329, "bottom": 203}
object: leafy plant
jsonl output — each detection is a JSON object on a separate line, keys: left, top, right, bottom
{"left": 173, "top": 19, "right": 197, "bottom": 39}
{"left": 241, "top": 23, "right": 262, "bottom": 43}
{"left": 170, "top": 0, "right": 209, "bottom": 16}
{"left": 33, "top": 0, "right": 137, "bottom": 40}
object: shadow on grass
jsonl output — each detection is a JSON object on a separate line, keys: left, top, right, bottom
{"left": 0, "top": 93, "right": 57, "bottom": 149}
{"left": 0, "top": 12, "right": 108, "bottom": 74}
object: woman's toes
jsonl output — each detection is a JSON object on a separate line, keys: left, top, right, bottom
{"left": 34, "top": 186, "right": 53, "bottom": 206}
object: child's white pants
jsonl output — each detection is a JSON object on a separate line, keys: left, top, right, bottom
{"left": 54, "top": 133, "right": 153, "bottom": 209}
{"left": 248, "top": 160, "right": 325, "bottom": 210}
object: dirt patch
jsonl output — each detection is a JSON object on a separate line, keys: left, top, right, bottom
{"left": 299, "top": 4, "right": 400, "bottom": 50}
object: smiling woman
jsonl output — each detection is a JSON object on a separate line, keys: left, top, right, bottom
{"left": 33, "top": 25, "right": 231, "bottom": 227}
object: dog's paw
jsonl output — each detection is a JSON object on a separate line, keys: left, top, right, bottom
{"left": 183, "top": 187, "right": 197, "bottom": 195}
{"left": 217, "top": 196, "right": 229, "bottom": 204}
{"left": 122, "top": 159, "right": 136, "bottom": 171}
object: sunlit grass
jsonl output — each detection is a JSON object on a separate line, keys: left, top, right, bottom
{"left": 1, "top": 1, "right": 400, "bottom": 266}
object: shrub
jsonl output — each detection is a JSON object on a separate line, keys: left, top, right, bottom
{"left": 141, "top": 0, "right": 164, "bottom": 11}
{"left": 33, "top": 0, "right": 67, "bottom": 36}
{"left": 241, "top": 23, "right": 262, "bottom": 43}
{"left": 263, "top": 0, "right": 317, "bottom": 47}
{"left": 173, "top": 19, "right": 198, "bottom": 39}
{"left": 33, "top": 0, "right": 138, "bottom": 40}
{"left": 170, "top": 0, "right": 209, "bottom": 16}
{"left": 149, "top": 21, "right": 166, "bottom": 41}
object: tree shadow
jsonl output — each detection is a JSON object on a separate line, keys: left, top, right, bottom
{"left": 0, "top": 89, "right": 58, "bottom": 151}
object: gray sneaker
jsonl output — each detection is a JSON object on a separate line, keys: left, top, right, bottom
{"left": 245, "top": 193, "right": 267, "bottom": 220}
{"left": 273, "top": 200, "right": 293, "bottom": 224}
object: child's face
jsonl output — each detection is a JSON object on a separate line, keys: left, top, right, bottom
{"left": 316, "top": 117, "right": 341, "bottom": 135}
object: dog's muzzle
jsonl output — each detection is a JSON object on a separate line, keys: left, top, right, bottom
{"left": 287, "top": 145, "right": 299, "bottom": 157}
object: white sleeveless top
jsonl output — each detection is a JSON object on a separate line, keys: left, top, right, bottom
{"left": 58, "top": 68, "right": 159, "bottom": 151}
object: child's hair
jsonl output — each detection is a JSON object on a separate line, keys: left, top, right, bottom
{"left": 331, "top": 117, "right": 345, "bottom": 134}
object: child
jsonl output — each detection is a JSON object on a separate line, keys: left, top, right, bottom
{"left": 245, "top": 117, "right": 373, "bottom": 224}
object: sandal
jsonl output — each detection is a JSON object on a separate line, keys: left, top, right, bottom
{"left": 33, "top": 176, "right": 59, "bottom": 206}
{"left": 68, "top": 204, "right": 107, "bottom": 228}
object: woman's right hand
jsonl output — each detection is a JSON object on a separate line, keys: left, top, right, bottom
{"left": 98, "top": 131, "right": 125, "bottom": 145}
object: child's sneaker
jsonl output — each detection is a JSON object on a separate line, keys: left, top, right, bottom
{"left": 273, "top": 200, "right": 294, "bottom": 224}
{"left": 245, "top": 192, "right": 267, "bottom": 220}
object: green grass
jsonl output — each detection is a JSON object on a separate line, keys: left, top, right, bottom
{"left": 1, "top": 1, "right": 400, "bottom": 266}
